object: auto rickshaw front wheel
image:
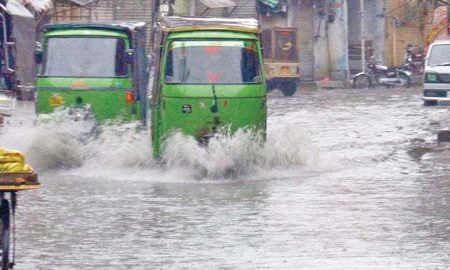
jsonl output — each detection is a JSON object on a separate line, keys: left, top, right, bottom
{"left": 0, "top": 199, "right": 10, "bottom": 270}
{"left": 280, "top": 81, "right": 298, "bottom": 96}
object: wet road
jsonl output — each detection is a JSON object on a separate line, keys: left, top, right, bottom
{"left": 1, "top": 86, "right": 450, "bottom": 269}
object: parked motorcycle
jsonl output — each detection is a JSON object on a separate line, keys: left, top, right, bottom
{"left": 353, "top": 57, "right": 412, "bottom": 89}
{"left": 403, "top": 44, "right": 424, "bottom": 75}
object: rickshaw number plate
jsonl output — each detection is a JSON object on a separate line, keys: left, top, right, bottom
{"left": 281, "top": 67, "right": 291, "bottom": 75}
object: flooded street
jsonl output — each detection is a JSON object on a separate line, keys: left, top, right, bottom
{"left": 1, "top": 86, "right": 450, "bottom": 269}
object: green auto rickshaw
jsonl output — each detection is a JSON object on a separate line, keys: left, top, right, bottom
{"left": 151, "top": 17, "right": 267, "bottom": 157}
{"left": 35, "top": 21, "right": 149, "bottom": 125}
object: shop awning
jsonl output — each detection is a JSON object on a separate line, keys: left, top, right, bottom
{"left": 199, "top": 0, "right": 237, "bottom": 9}
{"left": 257, "top": 0, "right": 280, "bottom": 9}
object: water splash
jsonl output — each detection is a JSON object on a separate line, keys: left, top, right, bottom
{"left": 1, "top": 108, "right": 151, "bottom": 171}
{"left": 162, "top": 128, "right": 265, "bottom": 178}
{"left": 80, "top": 122, "right": 152, "bottom": 170}
{"left": 1, "top": 108, "right": 327, "bottom": 179}
{"left": 161, "top": 127, "right": 323, "bottom": 179}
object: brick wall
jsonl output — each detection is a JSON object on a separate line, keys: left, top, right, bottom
{"left": 385, "top": 0, "right": 428, "bottom": 66}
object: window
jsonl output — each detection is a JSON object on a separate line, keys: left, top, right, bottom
{"left": 428, "top": 44, "right": 450, "bottom": 67}
{"left": 43, "top": 37, "right": 128, "bottom": 77}
{"left": 165, "top": 40, "right": 261, "bottom": 84}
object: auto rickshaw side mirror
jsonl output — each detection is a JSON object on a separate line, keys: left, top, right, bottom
{"left": 125, "top": 49, "right": 134, "bottom": 65}
{"left": 35, "top": 48, "right": 43, "bottom": 64}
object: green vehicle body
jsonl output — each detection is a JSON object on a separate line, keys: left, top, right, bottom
{"left": 151, "top": 17, "right": 267, "bottom": 157}
{"left": 36, "top": 22, "right": 149, "bottom": 124}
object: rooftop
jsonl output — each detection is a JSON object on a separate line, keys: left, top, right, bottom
{"left": 44, "top": 21, "right": 147, "bottom": 34}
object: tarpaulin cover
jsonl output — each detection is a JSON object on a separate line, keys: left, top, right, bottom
{"left": 258, "top": 0, "right": 280, "bottom": 9}
{"left": 161, "top": 16, "right": 259, "bottom": 32}
{"left": 10, "top": 14, "right": 36, "bottom": 87}
{"left": 20, "top": 0, "right": 53, "bottom": 13}
{"left": 7, "top": 1, "right": 36, "bottom": 86}
{"left": 4, "top": 0, "right": 34, "bottom": 18}
{"left": 199, "top": 0, "right": 237, "bottom": 9}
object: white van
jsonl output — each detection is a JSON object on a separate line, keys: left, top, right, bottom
{"left": 423, "top": 40, "right": 450, "bottom": 106}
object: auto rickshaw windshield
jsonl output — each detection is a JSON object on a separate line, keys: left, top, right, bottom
{"left": 165, "top": 40, "right": 261, "bottom": 84}
{"left": 42, "top": 37, "right": 128, "bottom": 78}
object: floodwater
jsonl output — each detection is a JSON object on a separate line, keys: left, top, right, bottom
{"left": 1, "top": 86, "right": 449, "bottom": 269}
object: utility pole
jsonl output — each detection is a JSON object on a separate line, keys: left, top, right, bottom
{"left": 360, "top": 0, "right": 365, "bottom": 72}
{"left": 392, "top": 16, "right": 400, "bottom": 66}
{"left": 393, "top": 18, "right": 397, "bottom": 65}
{"left": 150, "top": 0, "right": 160, "bottom": 51}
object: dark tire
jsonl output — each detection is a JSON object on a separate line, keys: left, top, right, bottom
{"left": 280, "top": 81, "right": 297, "bottom": 96}
{"left": 423, "top": 100, "right": 437, "bottom": 106}
{"left": 399, "top": 73, "right": 411, "bottom": 88}
{"left": 352, "top": 74, "right": 371, "bottom": 89}
{"left": 266, "top": 80, "right": 273, "bottom": 92}
{"left": 0, "top": 199, "right": 10, "bottom": 270}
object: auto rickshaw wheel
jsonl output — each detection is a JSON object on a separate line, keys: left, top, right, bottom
{"left": 266, "top": 80, "right": 274, "bottom": 92}
{"left": 280, "top": 81, "right": 297, "bottom": 96}
{"left": 0, "top": 199, "right": 10, "bottom": 270}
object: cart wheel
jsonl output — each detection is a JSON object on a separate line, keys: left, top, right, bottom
{"left": 0, "top": 199, "right": 10, "bottom": 270}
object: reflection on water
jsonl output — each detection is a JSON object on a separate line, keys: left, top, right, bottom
{"left": 1, "top": 87, "right": 450, "bottom": 269}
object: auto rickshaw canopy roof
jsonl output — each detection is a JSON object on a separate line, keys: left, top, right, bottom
{"left": 44, "top": 21, "right": 147, "bottom": 39}
{"left": 160, "top": 16, "right": 260, "bottom": 34}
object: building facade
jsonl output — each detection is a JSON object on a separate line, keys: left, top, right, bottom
{"left": 49, "top": 0, "right": 154, "bottom": 51}
{"left": 47, "top": 0, "right": 443, "bottom": 83}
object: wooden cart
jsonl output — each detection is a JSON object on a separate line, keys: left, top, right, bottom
{"left": 0, "top": 173, "right": 40, "bottom": 270}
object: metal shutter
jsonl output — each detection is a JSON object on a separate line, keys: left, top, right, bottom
{"left": 82, "top": 0, "right": 154, "bottom": 52}
{"left": 228, "top": 0, "right": 257, "bottom": 18}
{"left": 195, "top": 0, "right": 226, "bottom": 17}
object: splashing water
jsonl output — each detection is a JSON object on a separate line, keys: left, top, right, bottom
{"left": 1, "top": 108, "right": 329, "bottom": 179}
{"left": 1, "top": 108, "right": 152, "bottom": 171}
{"left": 80, "top": 122, "right": 152, "bottom": 170}
{"left": 161, "top": 127, "right": 323, "bottom": 179}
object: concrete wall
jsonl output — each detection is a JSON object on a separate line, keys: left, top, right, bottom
{"left": 348, "top": 0, "right": 385, "bottom": 72}
{"left": 298, "top": 0, "right": 315, "bottom": 81}
{"left": 313, "top": 0, "right": 349, "bottom": 80}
